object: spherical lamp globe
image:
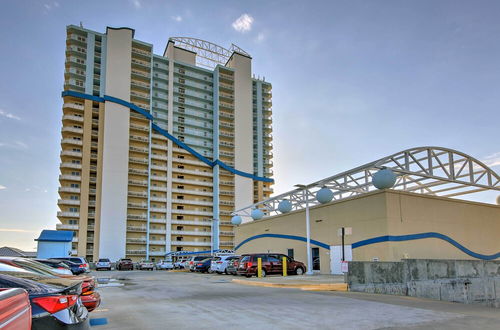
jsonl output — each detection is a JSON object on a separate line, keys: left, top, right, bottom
{"left": 372, "top": 168, "right": 397, "bottom": 190}
{"left": 278, "top": 200, "right": 293, "bottom": 213}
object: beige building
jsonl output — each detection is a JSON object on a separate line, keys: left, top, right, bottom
{"left": 233, "top": 147, "right": 500, "bottom": 274}
{"left": 57, "top": 25, "right": 274, "bottom": 261}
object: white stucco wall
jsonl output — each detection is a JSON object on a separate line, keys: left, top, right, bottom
{"left": 98, "top": 28, "right": 132, "bottom": 260}
{"left": 228, "top": 53, "right": 254, "bottom": 210}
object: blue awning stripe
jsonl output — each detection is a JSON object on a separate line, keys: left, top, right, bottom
{"left": 62, "top": 90, "right": 274, "bottom": 183}
{"left": 234, "top": 232, "right": 500, "bottom": 261}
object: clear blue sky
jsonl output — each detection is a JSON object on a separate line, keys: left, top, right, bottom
{"left": 1, "top": 0, "right": 499, "bottom": 250}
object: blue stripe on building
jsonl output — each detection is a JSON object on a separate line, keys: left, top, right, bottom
{"left": 234, "top": 232, "right": 500, "bottom": 261}
{"left": 61, "top": 90, "right": 273, "bottom": 183}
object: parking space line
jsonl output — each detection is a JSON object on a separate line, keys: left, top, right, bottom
{"left": 90, "top": 318, "right": 108, "bottom": 327}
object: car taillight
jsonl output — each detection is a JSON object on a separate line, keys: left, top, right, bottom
{"left": 245, "top": 262, "right": 253, "bottom": 268}
{"left": 57, "top": 267, "right": 65, "bottom": 269}
{"left": 78, "top": 265, "right": 85, "bottom": 268}
{"left": 197, "top": 263, "right": 202, "bottom": 266}
{"left": 33, "top": 295, "right": 78, "bottom": 314}
{"left": 190, "top": 261, "right": 193, "bottom": 265}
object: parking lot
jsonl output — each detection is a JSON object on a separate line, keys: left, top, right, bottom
{"left": 90, "top": 270, "right": 500, "bottom": 329}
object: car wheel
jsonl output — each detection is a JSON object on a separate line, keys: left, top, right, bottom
{"left": 245, "top": 274, "right": 252, "bottom": 278}
{"left": 261, "top": 269, "right": 267, "bottom": 277}
{"left": 296, "top": 267, "right": 304, "bottom": 276}
{"left": 224, "top": 269, "right": 228, "bottom": 275}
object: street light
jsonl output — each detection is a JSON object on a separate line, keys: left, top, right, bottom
{"left": 294, "top": 184, "right": 313, "bottom": 275}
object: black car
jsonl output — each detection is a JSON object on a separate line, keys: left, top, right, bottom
{"left": 58, "top": 260, "right": 86, "bottom": 275}
{"left": 35, "top": 259, "right": 79, "bottom": 274}
{"left": 194, "top": 258, "right": 212, "bottom": 273}
{"left": 0, "top": 263, "right": 90, "bottom": 329}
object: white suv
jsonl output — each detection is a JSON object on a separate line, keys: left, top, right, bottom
{"left": 211, "top": 256, "right": 239, "bottom": 274}
{"left": 95, "top": 258, "right": 111, "bottom": 271}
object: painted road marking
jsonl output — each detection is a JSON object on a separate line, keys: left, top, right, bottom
{"left": 90, "top": 318, "right": 108, "bottom": 326}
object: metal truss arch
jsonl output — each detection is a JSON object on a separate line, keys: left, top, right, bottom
{"left": 169, "top": 37, "right": 251, "bottom": 69}
{"left": 233, "top": 146, "right": 500, "bottom": 219}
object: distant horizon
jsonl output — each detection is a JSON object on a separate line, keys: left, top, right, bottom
{"left": 1, "top": 0, "right": 499, "bottom": 250}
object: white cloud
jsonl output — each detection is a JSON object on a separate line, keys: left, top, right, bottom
{"left": 0, "top": 109, "right": 21, "bottom": 120}
{"left": 482, "top": 152, "right": 500, "bottom": 168}
{"left": 131, "top": 0, "right": 142, "bottom": 9}
{"left": 43, "top": 1, "right": 59, "bottom": 11}
{"left": 0, "top": 141, "right": 28, "bottom": 150}
{"left": 171, "top": 15, "right": 183, "bottom": 22}
{"left": 232, "top": 14, "right": 254, "bottom": 33}
{"left": 255, "top": 32, "right": 266, "bottom": 43}
{"left": 0, "top": 228, "right": 36, "bottom": 233}
{"left": 0, "top": 185, "right": 6, "bottom": 190}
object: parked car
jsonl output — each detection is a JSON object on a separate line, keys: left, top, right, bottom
{"left": 174, "top": 257, "right": 188, "bottom": 269}
{"left": 194, "top": 258, "right": 212, "bottom": 273}
{"left": 226, "top": 257, "right": 241, "bottom": 275}
{"left": 156, "top": 260, "right": 174, "bottom": 270}
{"left": 236, "top": 254, "right": 306, "bottom": 277}
{"left": 116, "top": 258, "right": 134, "bottom": 271}
{"left": 0, "top": 288, "right": 31, "bottom": 330}
{"left": 210, "top": 256, "right": 239, "bottom": 274}
{"left": 95, "top": 258, "right": 112, "bottom": 271}
{"left": 34, "top": 258, "right": 73, "bottom": 275}
{"left": 50, "top": 257, "right": 90, "bottom": 273}
{"left": 0, "top": 265, "right": 90, "bottom": 329}
{"left": 0, "top": 257, "right": 100, "bottom": 312}
{"left": 185, "top": 256, "right": 208, "bottom": 272}
{"left": 137, "top": 260, "right": 154, "bottom": 271}
{"left": 58, "top": 260, "right": 86, "bottom": 275}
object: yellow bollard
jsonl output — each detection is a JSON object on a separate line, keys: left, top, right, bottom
{"left": 257, "top": 258, "right": 262, "bottom": 278}
{"left": 282, "top": 256, "right": 287, "bottom": 277}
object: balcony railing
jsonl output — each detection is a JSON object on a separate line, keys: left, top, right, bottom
{"left": 56, "top": 223, "right": 79, "bottom": 230}
{"left": 172, "top": 241, "right": 211, "bottom": 247}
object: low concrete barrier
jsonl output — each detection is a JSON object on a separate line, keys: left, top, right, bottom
{"left": 347, "top": 259, "right": 500, "bottom": 307}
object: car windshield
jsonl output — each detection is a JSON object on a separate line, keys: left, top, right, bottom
{"left": 13, "top": 259, "right": 60, "bottom": 277}
{"left": 99, "top": 259, "right": 110, "bottom": 262}
{"left": 0, "top": 263, "right": 33, "bottom": 273}
{"left": 240, "top": 256, "right": 250, "bottom": 263}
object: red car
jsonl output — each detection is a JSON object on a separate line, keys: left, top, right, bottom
{"left": 116, "top": 258, "right": 134, "bottom": 270}
{"left": 236, "top": 253, "right": 306, "bottom": 277}
{"left": 0, "top": 257, "right": 100, "bottom": 312}
{"left": 0, "top": 288, "right": 31, "bottom": 330}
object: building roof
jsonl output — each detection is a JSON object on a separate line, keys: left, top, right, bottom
{"left": 0, "top": 246, "right": 36, "bottom": 258}
{"left": 35, "top": 230, "right": 73, "bottom": 242}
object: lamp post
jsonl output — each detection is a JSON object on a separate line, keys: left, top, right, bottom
{"left": 295, "top": 184, "right": 313, "bottom": 275}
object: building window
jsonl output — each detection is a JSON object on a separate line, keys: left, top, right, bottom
{"left": 177, "top": 206, "right": 184, "bottom": 210}
{"left": 176, "top": 237, "right": 183, "bottom": 241}
{"left": 69, "top": 207, "right": 78, "bottom": 212}
{"left": 177, "top": 196, "right": 184, "bottom": 200}
{"left": 176, "top": 247, "right": 183, "bottom": 251}
{"left": 176, "top": 216, "right": 184, "bottom": 220}
{"left": 177, "top": 175, "right": 184, "bottom": 179}
{"left": 287, "top": 249, "right": 294, "bottom": 259}
{"left": 177, "top": 226, "right": 183, "bottom": 230}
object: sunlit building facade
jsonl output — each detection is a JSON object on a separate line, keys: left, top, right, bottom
{"left": 57, "top": 25, "right": 273, "bottom": 261}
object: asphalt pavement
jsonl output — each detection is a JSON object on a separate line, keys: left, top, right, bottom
{"left": 88, "top": 270, "right": 500, "bottom": 330}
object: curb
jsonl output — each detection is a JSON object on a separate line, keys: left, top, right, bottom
{"left": 231, "top": 279, "right": 348, "bottom": 291}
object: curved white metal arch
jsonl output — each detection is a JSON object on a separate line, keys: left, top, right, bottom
{"left": 169, "top": 37, "right": 251, "bottom": 69}
{"left": 233, "top": 146, "right": 500, "bottom": 218}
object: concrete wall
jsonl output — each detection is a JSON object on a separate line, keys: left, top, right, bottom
{"left": 99, "top": 27, "right": 133, "bottom": 260}
{"left": 235, "top": 190, "right": 500, "bottom": 274}
{"left": 227, "top": 53, "right": 254, "bottom": 211}
{"left": 348, "top": 259, "right": 500, "bottom": 307}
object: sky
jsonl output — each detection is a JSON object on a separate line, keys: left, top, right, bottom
{"left": 0, "top": 0, "right": 499, "bottom": 250}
